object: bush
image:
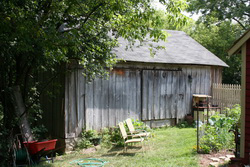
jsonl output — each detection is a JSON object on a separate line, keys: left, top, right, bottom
{"left": 198, "top": 105, "right": 241, "bottom": 153}
{"left": 101, "top": 127, "right": 124, "bottom": 147}
{"left": 77, "top": 130, "right": 101, "bottom": 149}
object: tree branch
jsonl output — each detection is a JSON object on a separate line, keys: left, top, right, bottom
{"left": 60, "top": 2, "right": 105, "bottom": 33}
{"left": 232, "top": 17, "right": 246, "bottom": 30}
{"left": 83, "top": 3, "right": 104, "bottom": 24}
{"left": 243, "top": 12, "right": 250, "bottom": 17}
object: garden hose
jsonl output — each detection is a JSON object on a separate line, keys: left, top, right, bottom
{"left": 15, "top": 148, "right": 28, "bottom": 162}
{"left": 69, "top": 158, "right": 108, "bottom": 167}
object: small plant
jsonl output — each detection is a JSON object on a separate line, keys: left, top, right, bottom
{"left": 77, "top": 130, "right": 101, "bottom": 149}
{"left": 131, "top": 119, "right": 152, "bottom": 132}
{"left": 198, "top": 105, "right": 241, "bottom": 153}
{"left": 101, "top": 126, "right": 124, "bottom": 147}
{"left": 100, "top": 128, "right": 112, "bottom": 147}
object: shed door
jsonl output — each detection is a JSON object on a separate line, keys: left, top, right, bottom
{"left": 142, "top": 70, "right": 184, "bottom": 120}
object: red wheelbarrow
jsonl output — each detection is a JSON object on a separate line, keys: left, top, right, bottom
{"left": 23, "top": 139, "right": 57, "bottom": 164}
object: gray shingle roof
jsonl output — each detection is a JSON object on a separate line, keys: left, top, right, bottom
{"left": 113, "top": 30, "right": 228, "bottom": 67}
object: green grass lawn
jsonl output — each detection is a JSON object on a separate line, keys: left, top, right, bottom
{"left": 38, "top": 128, "right": 199, "bottom": 167}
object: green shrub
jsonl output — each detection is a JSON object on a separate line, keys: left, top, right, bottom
{"left": 100, "top": 127, "right": 124, "bottom": 147}
{"left": 77, "top": 130, "right": 101, "bottom": 149}
{"left": 199, "top": 125, "right": 223, "bottom": 153}
{"left": 199, "top": 105, "right": 241, "bottom": 153}
{"left": 131, "top": 119, "right": 152, "bottom": 132}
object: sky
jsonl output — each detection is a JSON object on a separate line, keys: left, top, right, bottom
{"left": 151, "top": 0, "right": 201, "bottom": 21}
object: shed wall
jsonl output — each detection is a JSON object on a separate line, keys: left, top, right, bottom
{"left": 40, "top": 65, "right": 66, "bottom": 152}
{"left": 64, "top": 63, "right": 221, "bottom": 136}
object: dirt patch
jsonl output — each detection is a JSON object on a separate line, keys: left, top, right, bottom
{"left": 199, "top": 150, "right": 234, "bottom": 167}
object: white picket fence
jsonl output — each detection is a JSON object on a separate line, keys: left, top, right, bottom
{"left": 212, "top": 83, "right": 241, "bottom": 110}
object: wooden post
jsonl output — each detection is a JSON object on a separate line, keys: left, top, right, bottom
{"left": 207, "top": 96, "right": 209, "bottom": 123}
{"left": 197, "top": 97, "right": 200, "bottom": 153}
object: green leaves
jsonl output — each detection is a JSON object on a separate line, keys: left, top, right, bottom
{"left": 199, "top": 105, "right": 241, "bottom": 153}
{"left": 187, "top": 0, "right": 250, "bottom": 30}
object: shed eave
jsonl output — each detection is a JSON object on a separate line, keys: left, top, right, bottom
{"left": 118, "top": 60, "right": 229, "bottom": 67}
{"left": 228, "top": 29, "right": 250, "bottom": 56}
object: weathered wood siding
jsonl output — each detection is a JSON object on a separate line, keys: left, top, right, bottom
{"left": 64, "top": 67, "right": 86, "bottom": 138}
{"left": 211, "top": 66, "right": 223, "bottom": 83}
{"left": 64, "top": 63, "right": 221, "bottom": 133}
{"left": 85, "top": 69, "right": 141, "bottom": 130}
{"left": 141, "top": 66, "right": 211, "bottom": 121}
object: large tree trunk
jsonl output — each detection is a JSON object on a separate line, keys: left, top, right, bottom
{"left": 12, "top": 86, "right": 34, "bottom": 141}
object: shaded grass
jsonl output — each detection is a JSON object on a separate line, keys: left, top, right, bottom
{"left": 38, "top": 127, "right": 199, "bottom": 167}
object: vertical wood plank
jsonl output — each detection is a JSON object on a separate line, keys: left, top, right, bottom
{"left": 64, "top": 70, "right": 69, "bottom": 134}
{"left": 108, "top": 71, "right": 116, "bottom": 127}
{"left": 171, "top": 71, "right": 177, "bottom": 118}
{"left": 159, "top": 71, "right": 166, "bottom": 119}
{"left": 136, "top": 70, "right": 141, "bottom": 120}
{"left": 142, "top": 70, "right": 147, "bottom": 120}
{"left": 148, "top": 70, "right": 154, "bottom": 120}
{"left": 69, "top": 70, "right": 76, "bottom": 133}
{"left": 186, "top": 68, "right": 192, "bottom": 115}
{"left": 178, "top": 70, "right": 185, "bottom": 118}
{"left": 102, "top": 78, "right": 109, "bottom": 128}
{"left": 165, "top": 71, "right": 172, "bottom": 118}
{"left": 129, "top": 70, "right": 137, "bottom": 119}
{"left": 115, "top": 72, "right": 122, "bottom": 124}
{"left": 196, "top": 67, "right": 201, "bottom": 94}
{"left": 121, "top": 70, "right": 129, "bottom": 121}
{"left": 191, "top": 67, "right": 197, "bottom": 95}
{"left": 85, "top": 80, "right": 94, "bottom": 130}
{"left": 76, "top": 70, "right": 85, "bottom": 136}
{"left": 153, "top": 71, "right": 160, "bottom": 120}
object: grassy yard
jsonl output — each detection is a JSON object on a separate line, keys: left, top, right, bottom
{"left": 38, "top": 128, "right": 199, "bottom": 167}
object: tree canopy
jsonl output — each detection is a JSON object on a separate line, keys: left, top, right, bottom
{"left": 187, "top": 0, "right": 250, "bottom": 30}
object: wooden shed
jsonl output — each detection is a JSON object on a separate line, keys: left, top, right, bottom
{"left": 228, "top": 28, "right": 250, "bottom": 164}
{"left": 41, "top": 30, "right": 228, "bottom": 150}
